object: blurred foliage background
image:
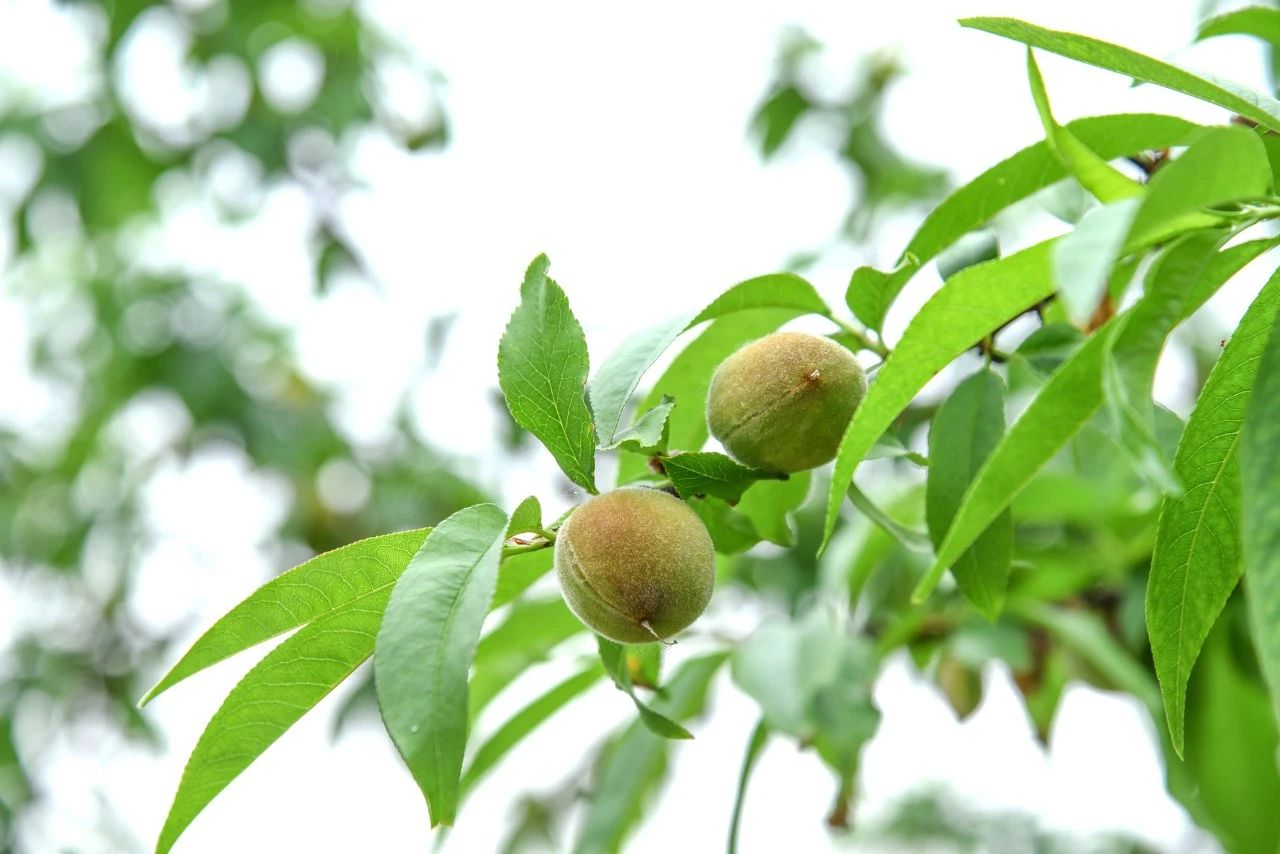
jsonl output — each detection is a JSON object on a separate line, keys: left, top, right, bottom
{"left": 3, "top": 1, "right": 1278, "bottom": 852}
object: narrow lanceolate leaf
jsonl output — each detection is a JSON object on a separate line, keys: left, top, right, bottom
{"left": 821, "top": 240, "right": 1058, "bottom": 552}
{"left": 962, "top": 17, "right": 1280, "bottom": 130}
{"left": 1198, "top": 7, "right": 1280, "bottom": 46}
{"left": 1026, "top": 49, "right": 1143, "bottom": 203}
{"left": 616, "top": 309, "right": 805, "bottom": 484}
{"left": 915, "top": 236, "right": 1278, "bottom": 602}
{"left": 1243, "top": 314, "right": 1280, "bottom": 733}
{"left": 156, "top": 591, "right": 392, "bottom": 854}
{"left": 846, "top": 484, "right": 933, "bottom": 554}
{"left": 374, "top": 503, "right": 509, "bottom": 826}
{"left": 574, "top": 653, "right": 727, "bottom": 854}
{"left": 1104, "top": 232, "right": 1230, "bottom": 491}
{"left": 492, "top": 548, "right": 554, "bottom": 610}
{"left": 461, "top": 665, "right": 604, "bottom": 795}
{"left": 1148, "top": 270, "right": 1280, "bottom": 756}
{"left": 662, "top": 451, "right": 786, "bottom": 502}
{"left": 470, "top": 597, "right": 584, "bottom": 718}
{"left": 588, "top": 274, "right": 830, "bottom": 447}
{"left": 140, "top": 528, "right": 430, "bottom": 706}
{"left": 499, "top": 255, "right": 597, "bottom": 493}
{"left": 597, "top": 637, "right": 693, "bottom": 740}
{"left": 926, "top": 370, "right": 1012, "bottom": 619}
{"left": 846, "top": 113, "right": 1199, "bottom": 331}
{"left": 728, "top": 721, "right": 770, "bottom": 854}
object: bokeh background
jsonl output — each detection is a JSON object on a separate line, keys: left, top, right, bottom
{"left": 0, "top": 0, "right": 1273, "bottom": 851}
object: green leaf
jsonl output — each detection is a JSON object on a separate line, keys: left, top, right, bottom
{"left": 1243, "top": 312, "right": 1280, "bottom": 734}
{"left": 589, "top": 316, "right": 691, "bottom": 447}
{"left": 1180, "top": 612, "right": 1280, "bottom": 853}
{"left": 156, "top": 590, "right": 391, "bottom": 854}
{"left": 846, "top": 483, "right": 933, "bottom": 554}
{"left": 461, "top": 664, "right": 604, "bottom": 795}
{"left": 1148, "top": 268, "right": 1280, "bottom": 756}
{"left": 688, "top": 495, "right": 763, "bottom": 554}
{"left": 498, "top": 255, "right": 598, "bottom": 493}
{"left": 374, "top": 503, "right": 509, "bottom": 826}
{"left": 616, "top": 309, "right": 807, "bottom": 484}
{"left": 730, "top": 608, "right": 844, "bottom": 738}
{"left": 589, "top": 274, "right": 829, "bottom": 448}
{"left": 140, "top": 528, "right": 430, "bottom": 706}
{"left": 926, "top": 369, "right": 1012, "bottom": 619}
{"left": 1129, "top": 126, "right": 1270, "bottom": 243}
{"left": 962, "top": 17, "right": 1280, "bottom": 130}
{"left": 822, "top": 239, "right": 1058, "bottom": 552}
{"left": 734, "top": 471, "right": 811, "bottom": 547}
{"left": 574, "top": 653, "right": 727, "bottom": 854}
{"left": 753, "top": 84, "right": 810, "bottom": 158}
{"left": 1199, "top": 6, "right": 1280, "bottom": 46}
{"left": 1103, "top": 232, "right": 1231, "bottom": 492}
{"left": 1026, "top": 49, "right": 1144, "bottom": 203}
{"left": 727, "top": 721, "right": 770, "bottom": 854}
{"left": 936, "top": 230, "right": 999, "bottom": 282}
{"left": 1012, "top": 600, "right": 1160, "bottom": 713}
{"left": 507, "top": 496, "right": 545, "bottom": 538}
{"left": 915, "top": 236, "right": 1278, "bottom": 602}
{"left": 597, "top": 636, "right": 693, "bottom": 739}
{"left": 603, "top": 396, "right": 673, "bottom": 453}
{"left": 470, "top": 597, "right": 583, "bottom": 718}
{"left": 845, "top": 113, "right": 1199, "bottom": 331}
{"left": 492, "top": 548, "right": 554, "bottom": 610}
{"left": 661, "top": 451, "right": 786, "bottom": 502}
{"left": 1053, "top": 197, "right": 1141, "bottom": 325}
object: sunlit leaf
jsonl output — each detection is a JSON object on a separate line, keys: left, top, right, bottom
{"left": 822, "top": 239, "right": 1058, "bottom": 553}
{"left": 156, "top": 590, "right": 391, "bottom": 854}
{"left": 499, "top": 255, "right": 598, "bottom": 492}
{"left": 916, "top": 236, "right": 1277, "bottom": 602}
{"left": 963, "top": 17, "right": 1280, "bottom": 130}
{"left": 1148, "top": 269, "right": 1280, "bottom": 755}
{"left": 846, "top": 113, "right": 1199, "bottom": 331}
{"left": 140, "top": 528, "right": 430, "bottom": 706}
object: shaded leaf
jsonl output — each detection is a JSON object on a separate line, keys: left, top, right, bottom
{"left": 602, "top": 396, "right": 673, "bottom": 453}
{"left": 461, "top": 665, "right": 605, "bottom": 795}
{"left": 374, "top": 503, "right": 509, "bottom": 826}
{"left": 662, "top": 451, "right": 786, "bottom": 502}
{"left": 847, "top": 483, "right": 933, "bottom": 554}
{"left": 597, "top": 637, "right": 692, "bottom": 739}
{"left": 735, "top": 471, "right": 811, "bottom": 547}
{"left": 470, "top": 597, "right": 583, "bottom": 718}
{"left": 728, "top": 721, "right": 770, "bottom": 854}
{"left": 926, "top": 369, "right": 1012, "bottom": 619}
{"left": 1243, "top": 312, "right": 1280, "bottom": 733}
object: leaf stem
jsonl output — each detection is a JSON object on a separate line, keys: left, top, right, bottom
{"left": 830, "top": 315, "right": 890, "bottom": 358}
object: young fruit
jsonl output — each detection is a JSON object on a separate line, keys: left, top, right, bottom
{"left": 706, "top": 331, "right": 867, "bottom": 472}
{"left": 554, "top": 487, "right": 715, "bottom": 644}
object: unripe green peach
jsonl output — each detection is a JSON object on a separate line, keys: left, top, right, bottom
{"left": 706, "top": 331, "right": 867, "bottom": 473}
{"left": 554, "top": 487, "right": 715, "bottom": 644}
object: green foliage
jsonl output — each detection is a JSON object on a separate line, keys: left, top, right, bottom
{"left": 1243, "top": 313, "right": 1280, "bottom": 733}
{"left": 926, "top": 370, "right": 1012, "bottom": 619}
{"left": 498, "top": 256, "right": 598, "bottom": 493}
{"left": 1148, "top": 270, "right": 1280, "bottom": 755}
{"left": 374, "top": 504, "right": 509, "bottom": 827}
{"left": 132, "top": 13, "right": 1280, "bottom": 854}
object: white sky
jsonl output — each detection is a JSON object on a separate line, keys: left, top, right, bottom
{"left": 4, "top": 0, "right": 1272, "bottom": 850}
